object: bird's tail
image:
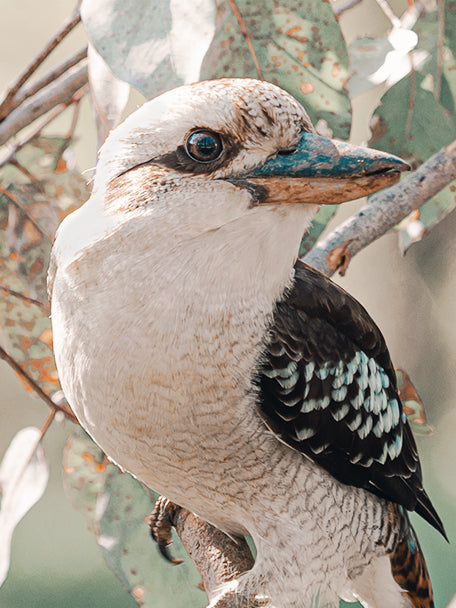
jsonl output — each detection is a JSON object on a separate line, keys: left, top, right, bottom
{"left": 389, "top": 508, "right": 434, "bottom": 608}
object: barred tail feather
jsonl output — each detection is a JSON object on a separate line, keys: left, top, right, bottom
{"left": 389, "top": 513, "right": 434, "bottom": 608}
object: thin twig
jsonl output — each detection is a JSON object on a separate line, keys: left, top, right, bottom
{"left": 0, "top": 11, "right": 81, "bottom": 121}
{"left": 334, "top": 0, "right": 363, "bottom": 17}
{"left": 303, "top": 139, "right": 456, "bottom": 276}
{"left": 0, "top": 86, "right": 87, "bottom": 169}
{"left": 375, "top": 0, "right": 401, "bottom": 27}
{"left": 0, "top": 345, "right": 78, "bottom": 422}
{"left": 39, "top": 408, "right": 57, "bottom": 439}
{"left": 9, "top": 159, "right": 45, "bottom": 191}
{"left": 66, "top": 94, "right": 82, "bottom": 140}
{"left": 0, "top": 284, "right": 50, "bottom": 313}
{"left": 0, "top": 60, "right": 88, "bottom": 147}
{"left": 0, "top": 185, "right": 53, "bottom": 243}
{"left": 9, "top": 48, "right": 88, "bottom": 115}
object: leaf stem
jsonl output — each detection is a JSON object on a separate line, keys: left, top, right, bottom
{"left": 375, "top": 0, "right": 401, "bottom": 27}
{"left": 39, "top": 408, "right": 57, "bottom": 439}
{"left": 8, "top": 159, "right": 45, "bottom": 191}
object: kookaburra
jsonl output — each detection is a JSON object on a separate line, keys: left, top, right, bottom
{"left": 49, "top": 79, "right": 445, "bottom": 608}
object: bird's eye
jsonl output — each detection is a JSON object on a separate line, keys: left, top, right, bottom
{"left": 185, "top": 130, "right": 223, "bottom": 163}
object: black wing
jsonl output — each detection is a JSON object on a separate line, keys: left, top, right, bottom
{"left": 257, "top": 260, "right": 445, "bottom": 538}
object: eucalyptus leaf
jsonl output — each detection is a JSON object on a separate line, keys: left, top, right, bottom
{"left": 81, "top": 0, "right": 217, "bottom": 98}
{"left": 0, "top": 427, "right": 49, "bottom": 586}
{"left": 395, "top": 369, "right": 434, "bottom": 436}
{"left": 370, "top": 69, "right": 456, "bottom": 252}
{"left": 347, "top": 28, "right": 419, "bottom": 97}
{"left": 63, "top": 429, "right": 206, "bottom": 607}
{"left": 201, "top": 0, "right": 351, "bottom": 139}
{"left": 0, "top": 137, "right": 88, "bottom": 398}
{"left": 88, "top": 43, "right": 130, "bottom": 149}
{"left": 81, "top": 0, "right": 351, "bottom": 140}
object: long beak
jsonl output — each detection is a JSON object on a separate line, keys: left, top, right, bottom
{"left": 227, "top": 132, "right": 410, "bottom": 205}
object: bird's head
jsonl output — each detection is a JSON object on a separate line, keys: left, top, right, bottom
{"left": 94, "top": 78, "right": 408, "bottom": 232}
{"left": 55, "top": 79, "right": 408, "bottom": 299}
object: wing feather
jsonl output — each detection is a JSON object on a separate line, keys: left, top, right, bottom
{"left": 256, "top": 261, "right": 445, "bottom": 537}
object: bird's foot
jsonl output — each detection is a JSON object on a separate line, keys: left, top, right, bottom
{"left": 148, "top": 496, "right": 183, "bottom": 565}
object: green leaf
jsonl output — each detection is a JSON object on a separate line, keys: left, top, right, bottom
{"left": 0, "top": 137, "right": 88, "bottom": 399}
{"left": 63, "top": 429, "right": 206, "bottom": 608}
{"left": 81, "top": 0, "right": 351, "bottom": 139}
{"left": 299, "top": 204, "right": 337, "bottom": 257}
{"left": 347, "top": 28, "right": 418, "bottom": 97}
{"left": 81, "top": 0, "right": 217, "bottom": 98}
{"left": 395, "top": 369, "right": 434, "bottom": 436}
{"left": 369, "top": 2, "right": 456, "bottom": 252}
{"left": 201, "top": 0, "right": 351, "bottom": 139}
{"left": 63, "top": 428, "right": 109, "bottom": 534}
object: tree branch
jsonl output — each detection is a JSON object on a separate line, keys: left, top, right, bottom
{"left": 303, "top": 140, "right": 456, "bottom": 276}
{"left": 9, "top": 48, "right": 88, "bottom": 114}
{"left": 173, "top": 509, "right": 268, "bottom": 607}
{"left": 0, "top": 86, "right": 86, "bottom": 169}
{"left": 0, "top": 11, "right": 81, "bottom": 120}
{"left": 0, "top": 60, "right": 88, "bottom": 146}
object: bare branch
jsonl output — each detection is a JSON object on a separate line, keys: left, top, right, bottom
{"left": 303, "top": 140, "right": 456, "bottom": 276}
{"left": 0, "top": 11, "right": 81, "bottom": 120}
{"left": 0, "top": 60, "right": 88, "bottom": 147}
{"left": 10, "top": 48, "right": 88, "bottom": 114}
{"left": 173, "top": 509, "right": 268, "bottom": 607}
{"left": 0, "top": 86, "right": 86, "bottom": 169}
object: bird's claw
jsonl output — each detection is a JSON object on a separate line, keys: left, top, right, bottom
{"left": 148, "top": 496, "right": 183, "bottom": 565}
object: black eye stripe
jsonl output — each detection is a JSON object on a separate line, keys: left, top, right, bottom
{"left": 185, "top": 130, "right": 223, "bottom": 163}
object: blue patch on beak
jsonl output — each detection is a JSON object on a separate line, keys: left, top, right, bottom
{"left": 253, "top": 132, "right": 410, "bottom": 178}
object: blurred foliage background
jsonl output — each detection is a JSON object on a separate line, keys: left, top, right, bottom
{"left": 0, "top": 0, "right": 455, "bottom": 607}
